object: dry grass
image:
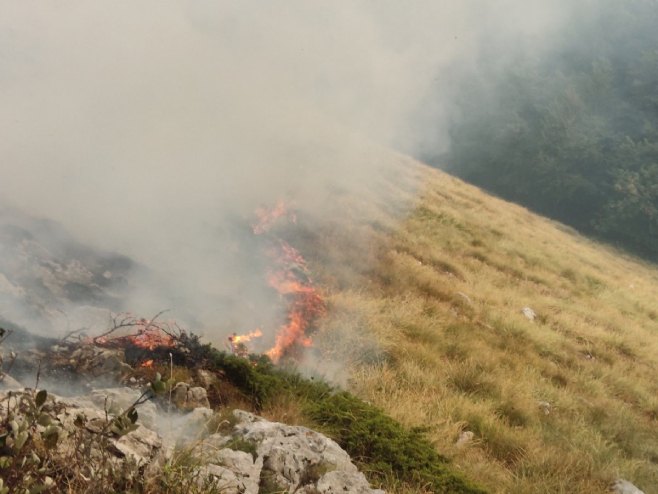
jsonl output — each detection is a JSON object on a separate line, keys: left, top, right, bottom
{"left": 300, "top": 158, "right": 658, "bottom": 493}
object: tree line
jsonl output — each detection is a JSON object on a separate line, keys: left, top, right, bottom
{"left": 434, "top": 0, "right": 658, "bottom": 260}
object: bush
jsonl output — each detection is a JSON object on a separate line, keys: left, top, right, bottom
{"left": 200, "top": 346, "right": 487, "bottom": 493}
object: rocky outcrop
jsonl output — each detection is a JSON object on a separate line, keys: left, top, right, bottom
{"left": 192, "top": 410, "right": 384, "bottom": 494}
{"left": 181, "top": 407, "right": 387, "bottom": 493}
{"left": 0, "top": 387, "right": 383, "bottom": 493}
{"left": 171, "top": 381, "right": 211, "bottom": 410}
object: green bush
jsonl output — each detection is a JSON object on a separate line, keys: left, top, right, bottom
{"left": 198, "top": 346, "right": 487, "bottom": 493}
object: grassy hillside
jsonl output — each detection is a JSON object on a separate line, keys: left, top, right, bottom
{"left": 298, "top": 158, "right": 658, "bottom": 493}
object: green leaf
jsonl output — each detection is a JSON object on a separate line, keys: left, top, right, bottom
{"left": 14, "top": 431, "right": 28, "bottom": 452}
{"left": 152, "top": 380, "right": 166, "bottom": 394}
{"left": 37, "top": 413, "right": 52, "bottom": 427}
{"left": 43, "top": 428, "right": 59, "bottom": 449}
{"left": 35, "top": 390, "right": 48, "bottom": 409}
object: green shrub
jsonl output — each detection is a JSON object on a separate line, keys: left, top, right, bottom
{"left": 198, "top": 345, "right": 487, "bottom": 493}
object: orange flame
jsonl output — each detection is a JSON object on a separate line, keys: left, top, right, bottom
{"left": 231, "top": 328, "right": 263, "bottom": 344}
{"left": 253, "top": 202, "right": 325, "bottom": 363}
{"left": 92, "top": 316, "right": 177, "bottom": 351}
{"left": 253, "top": 199, "right": 297, "bottom": 234}
{"left": 140, "top": 359, "right": 154, "bottom": 368}
{"left": 128, "top": 325, "right": 175, "bottom": 351}
{"left": 228, "top": 329, "right": 264, "bottom": 357}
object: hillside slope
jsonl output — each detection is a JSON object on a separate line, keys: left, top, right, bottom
{"left": 299, "top": 159, "right": 658, "bottom": 493}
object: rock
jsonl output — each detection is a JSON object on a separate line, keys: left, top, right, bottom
{"left": 183, "top": 406, "right": 214, "bottom": 428}
{"left": 456, "top": 430, "right": 474, "bottom": 447}
{"left": 196, "top": 369, "right": 219, "bottom": 389}
{"left": 521, "top": 307, "right": 537, "bottom": 321}
{"left": 90, "top": 387, "right": 158, "bottom": 428}
{"left": 204, "top": 409, "right": 382, "bottom": 493}
{"left": 315, "top": 470, "right": 385, "bottom": 494}
{"left": 612, "top": 479, "right": 645, "bottom": 494}
{"left": 538, "top": 401, "right": 552, "bottom": 415}
{"left": 172, "top": 382, "right": 210, "bottom": 410}
{"left": 215, "top": 448, "right": 260, "bottom": 493}
{"left": 0, "top": 388, "right": 381, "bottom": 494}
{"left": 160, "top": 407, "right": 215, "bottom": 447}
{"left": 69, "top": 347, "right": 132, "bottom": 378}
{"left": 199, "top": 463, "right": 242, "bottom": 494}
{"left": 0, "top": 373, "right": 24, "bottom": 391}
{"left": 112, "top": 424, "right": 162, "bottom": 464}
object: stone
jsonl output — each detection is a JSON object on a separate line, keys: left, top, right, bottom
{"left": 0, "top": 389, "right": 381, "bottom": 494}
{"left": 215, "top": 448, "right": 260, "bottom": 493}
{"left": 113, "top": 424, "right": 162, "bottom": 464}
{"left": 0, "top": 373, "right": 24, "bottom": 391}
{"left": 90, "top": 387, "right": 158, "bottom": 428}
{"left": 315, "top": 470, "right": 385, "bottom": 494}
{"left": 196, "top": 369, "right": 219, "bottom": 389}
{"left": 538, "top": 401, "right": 552, "bottom": 415}
{"left": 456, "top": 430, "right": 474, "bottom": 447}
{"left": 213, "top": 409, "right": 381, "bottom": 493}
{"left": 199, "top": 463, "right": 242, "bottom": 494}
{"left": 612, "top": 479, "right": 645, "bottom": 494}
{"left": 172, "top": 382, "right": 210, "bottom": 410}
{"left": 521, "top": 307, "right": 537, "bottom": 321}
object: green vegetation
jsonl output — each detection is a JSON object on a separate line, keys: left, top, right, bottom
{"left": 194, "top": 350, "right": 485, "bottom": 494}
{"left": 437, "top": 0, "right": 658, "bottom": 260}
{"left": 306, "top": 392, "right": 485, "bottom": 493}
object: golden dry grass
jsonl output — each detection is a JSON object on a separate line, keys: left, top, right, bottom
{"left": 301, "top": 157, "right": 658, "bottom": 494}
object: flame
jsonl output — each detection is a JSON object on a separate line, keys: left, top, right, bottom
{"left": 140, "top": 359, "right": 154, "bottom": 368}
{"left": 252, "top": 199, "right": 297, "bottom": 234}
{"left": 128, "top": 326, "right": 175, "bottom": 351}
{"left": 93, "top": 316, "right": 177, "bottom": 351}
{"left": 231, "top": 329, "right": 263, "bottom": 344}
{"left": 253, "top": 201, "right": 326, "bottom": 363}
{"left": 228, "top": 329, "right": 263, "bottom": 356}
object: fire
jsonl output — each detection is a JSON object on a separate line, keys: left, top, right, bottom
{"left": 127, "top": 322, "right": 176, "bottom": 351}
{"left": 140, "top": 359, "right": 154, "bottom": 368}
{"left": 254, "top": 201, "right": 326, "bottom": 363}
{"left": 227, "top": 329, "right": 264, "bottom": 357}
{"left": 93, "top": 315, "right": 177, "bottom": 351}
{"left": 231, "top": 328, "right": 263, "bottom": 344}
{"left": 252, "top": 199, "right": 297, "bottom": 235}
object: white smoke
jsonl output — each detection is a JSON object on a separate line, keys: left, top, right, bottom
{"left": 0, "top": 1, "right": 570, "bottom": 340}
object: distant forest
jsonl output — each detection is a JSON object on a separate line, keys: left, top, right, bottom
{"left": 434, "top": 0, "right": 658, "bottom": 261}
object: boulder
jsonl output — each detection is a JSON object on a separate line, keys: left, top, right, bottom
{"left": 90, "top": 387, "right": 158, "bottom": 427}
{"left": 171, "top": 382, "right": 210, "bottom": 410}
{"left": 0, "top": 389, "right": 382, "bottom": 493}
{"left": 112, "top": 424, "right": 162, "bottom": 464}
{"left": 194, "top": 410, "right": 383, "bottom": 493}
{"left": 0, "top": 373, "right": 23, "bottom": 391}
{"left": 612, "top": 479, "right": 645, "bottom": 494}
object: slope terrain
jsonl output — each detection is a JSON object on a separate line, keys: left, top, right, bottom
{"left": 299, "top": 158, "right": 658, "bottom": 493}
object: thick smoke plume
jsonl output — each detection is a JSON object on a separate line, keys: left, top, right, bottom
{"left": 0, "top": 2, "right": 570, "bottom": 344}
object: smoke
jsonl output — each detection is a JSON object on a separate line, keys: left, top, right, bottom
{"left": 0, "top": 1, "right": 570, "bottom": 342}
